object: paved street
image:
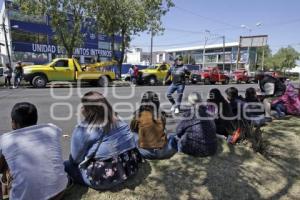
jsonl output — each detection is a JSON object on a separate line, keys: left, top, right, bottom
{"left": 0, "top": 84, "right": 255, "bottom": 158}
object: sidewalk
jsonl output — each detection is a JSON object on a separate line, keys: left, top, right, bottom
{"left": 63, "top": 117, "right": 300, "bottom": 200}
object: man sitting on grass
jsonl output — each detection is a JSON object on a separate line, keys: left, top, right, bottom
{"left": 0, "top": 102, "right": 68, "bottom": 200}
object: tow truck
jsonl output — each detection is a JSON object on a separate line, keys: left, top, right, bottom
{"left": 232, "top": 69, "right": 250, "bottom": 84}
{"left": 195, "top": 67, "right": 230, "bottom": 85}
{"left": 23, "top": 58, "right": 117, "bottom": 88}
{"left": 139, "top": 63, "right": 171, "bottom": 85}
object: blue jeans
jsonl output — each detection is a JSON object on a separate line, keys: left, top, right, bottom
{"left": 14, "top": 74, "right": 22, "bottom": 87}
{"left": 134, "top": 133, "right": 177, "bottom": 160}
{"left": 167, "top": 83, "right": 185, "bottom": 109}
{"left": 272, "top": 102, "right": 286, "bottom": 117}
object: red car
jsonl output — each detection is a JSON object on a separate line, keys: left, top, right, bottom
{"left": 233, "top": 69, "right": 250, "bottom": 84}
{"left": 200, "top": 67, "right": 230, "bottom": 85}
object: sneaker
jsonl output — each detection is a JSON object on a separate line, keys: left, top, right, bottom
{"left": 12, "top": 86, "right": 17, "bottom": 89}
{"left": 171, "top": 105, "right": 176, "bottom": 112}
{"left": 230, "top": 128, "right": 241, "bottom": 144}
{"left": 174, "top": 108, "right": 180, "bottom": 114}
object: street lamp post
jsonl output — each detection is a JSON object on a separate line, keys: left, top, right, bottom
{"left": 202, "top": 30, "right": 210, "bottom": 69}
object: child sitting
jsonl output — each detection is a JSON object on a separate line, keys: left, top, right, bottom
{"left": 130, "top": 91, "right": 177, "bottom": 160}
{"left": 0, "top": 102, "right": 68, "bottom": 200}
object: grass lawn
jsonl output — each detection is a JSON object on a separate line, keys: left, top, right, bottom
{"left": 63, "top": 117, "right": 300, "bottom": 200}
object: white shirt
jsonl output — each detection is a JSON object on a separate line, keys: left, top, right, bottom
{"left": 0, "top": 124, "right": 68, "bottom": 200}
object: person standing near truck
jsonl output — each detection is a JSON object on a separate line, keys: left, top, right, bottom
{"left": 3, "top": 63, "right": 13, "bottom": 88}
{"left": 13, "top": 61, "right": 23, "bottom": 89}
{"left": 164, "top": 56, "right": 191, "bottom": 114}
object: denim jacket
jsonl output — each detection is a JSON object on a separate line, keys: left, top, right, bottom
{"left": 71, "top": 119, "right": 136, "bottom": 164}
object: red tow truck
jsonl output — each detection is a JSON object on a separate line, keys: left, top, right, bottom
{"left": 200, "top": 67, "right": 230, "bottom": 85}
{"left": 232, "top": 69, "right": 250, "bottom": 84}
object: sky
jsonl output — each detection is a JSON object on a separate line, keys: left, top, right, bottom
{"left": 131, "top": 0, "right": 300, "bottom": 54}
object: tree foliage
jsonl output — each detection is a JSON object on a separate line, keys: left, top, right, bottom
{"left": 14, "top": 0, "right": 91, "bottom": 58}
{"left": 262, "top": 46, "right": 300, "bottom": 71}
{"left": 91, "top": 0, "right": 174, "bottom": 76}
{"left": 12, "top": 0, "right": 174, "bottom": 68}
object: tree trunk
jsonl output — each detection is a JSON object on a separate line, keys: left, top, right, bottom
{"left": 117, "top": 28, "right": 127, "bottom": 78}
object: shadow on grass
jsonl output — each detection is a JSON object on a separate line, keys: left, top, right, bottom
{"left": 261, "top": 117, "right": 300, "bottom": 199}
{"left": 63, "top": 160, "right": 152, "bottom": 199}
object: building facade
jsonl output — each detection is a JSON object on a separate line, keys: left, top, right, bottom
{"left": 157, "top": 42, "right": 258, "bottom": 72}
{"left": 0, "top": 0, "right": 122, "bottom": 66}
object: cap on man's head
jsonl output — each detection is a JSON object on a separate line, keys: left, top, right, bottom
{"left": 175, "top": 55, "right": 183, "bottom": 61}
{"left": 17, "top": 61, "right": 22, "bottom": 64}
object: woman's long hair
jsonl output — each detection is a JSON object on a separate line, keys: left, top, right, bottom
{"left": 208, "top": 88, "right": 233, "bottom": 117}
{"left": 81, "top": 91, "right": 116, "bottom": 133}
{"left": 139, "top": 91, "right": 160, "bottom": 120}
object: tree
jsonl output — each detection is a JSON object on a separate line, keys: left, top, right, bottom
{"left": 91, "top": 0, "right": 174, "bottom": 77}
{"left": 272, "top": 46, "right": 300, "bottom": 71}
{"left": 14, "top": 0, "right": 90, "bottom": 58}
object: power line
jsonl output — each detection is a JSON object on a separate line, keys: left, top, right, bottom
{"left": 174, "top": 6, "right": 239, "bottom": 29}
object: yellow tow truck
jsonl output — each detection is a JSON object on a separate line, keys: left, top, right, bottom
{"left": 139, "top": 63, "right": 171, "bottom": 85}
{"left": 23, "top": 58, "right": 117, "bottom": 88}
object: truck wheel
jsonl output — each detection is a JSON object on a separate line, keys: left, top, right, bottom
{"left": 98, "top": 76, "right": 109, "bottom": 87}
{"left": 149, "top": 76, "right": 157, "bottom": 86}
{"left": 204, "top": 78, "right": 210, "bottom": 85}
{"left": 32, "top": 75, "right": 47, "bottom": 88}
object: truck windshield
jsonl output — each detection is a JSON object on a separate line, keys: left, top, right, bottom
{"left": 147, "top": 65, "right": 157, "bottom": 69}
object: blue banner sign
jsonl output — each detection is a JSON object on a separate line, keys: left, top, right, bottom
{"left": 13, "top": 42, "right": 114, "bottom": 57}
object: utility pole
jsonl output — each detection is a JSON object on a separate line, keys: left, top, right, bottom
{"left": 222, "top": 36, "right": 225, "bottom": 71}
{"left": 2, "top": 16, "right": 11, "bottom": 67}
{"left": 202, "top": 30, "right": 210, "bottom": 69}
{"left": 236, "top": 36, "right": 241, "bottom": 70}
{"left": 150, "top": 31, "right": 153, "bottom": 65}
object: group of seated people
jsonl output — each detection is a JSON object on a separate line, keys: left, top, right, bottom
{"left": 0, "top": 74, "right": 299, "bottom": 199}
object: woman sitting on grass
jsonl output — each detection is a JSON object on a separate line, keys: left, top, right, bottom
{"left": 64, "top": 91, "right": 142, "bottom": 190}
{"left": 130, "top": 91, "right": 177, "bottom": 160}
{"left": 175, "top": 92, "right": 217, "bottom": 157}
{"left": 207, "top": 88, "right": 240, "bottom": 144}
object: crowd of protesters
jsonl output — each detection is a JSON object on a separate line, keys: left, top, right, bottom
{"left": 0, "top": 64, "right": 299, "bottom": 199}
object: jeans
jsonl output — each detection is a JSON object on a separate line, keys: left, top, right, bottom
{"left": 272, "top": 102, "right": 286, "bottom": 117}
{"left": 14, "top": 74, "right": 22, "bottom": 87}
{"left": 167, "top": 83, "right": 185, "bottom": 109}
{"left": 64, "top": 156, "right": 87, "bottom": 186}
{"left": 134, "top": 133, "right": 177, "bottom": 160}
